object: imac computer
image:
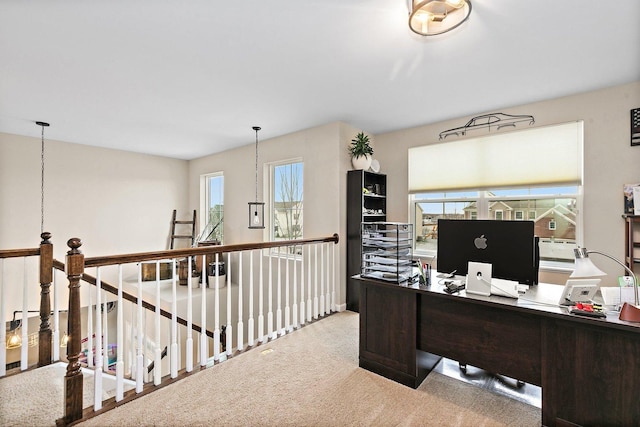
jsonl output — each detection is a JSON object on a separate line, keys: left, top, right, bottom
{"left": 437, "top": 219, "right": 539, "bottom": 286}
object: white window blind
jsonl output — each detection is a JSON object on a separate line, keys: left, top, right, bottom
{"left": 408, "top": 121, "right": 583, "bottom": 193}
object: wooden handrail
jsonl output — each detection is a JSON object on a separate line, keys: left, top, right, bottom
{"left": 0, "top": 247, "right": 40, "bottom": 258}
{"left": 84, "top": 233, "right": 339, "bottom": 268}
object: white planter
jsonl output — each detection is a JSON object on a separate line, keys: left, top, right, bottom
{"left": 352, "top": 155, "right": 372, "bottom": 170}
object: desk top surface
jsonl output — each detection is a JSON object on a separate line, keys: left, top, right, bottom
{"left": 354, "top": 274, "right": 640, "bottom": 332}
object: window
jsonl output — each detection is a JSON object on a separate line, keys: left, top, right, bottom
{"left": 412, "top": 186, "right": 579, "bottom": 263}
{"left": 203, "top": 173, "right": 224, "bottom": 243}
{"left": 409, "top": 121, "right": 583, "bottom": 267}
{"left": 270, "top": 160, "right": 303, "bottom": 243}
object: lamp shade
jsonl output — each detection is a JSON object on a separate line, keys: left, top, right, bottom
{"left": 570, "top": 257, "right": 607, "bottom": 278}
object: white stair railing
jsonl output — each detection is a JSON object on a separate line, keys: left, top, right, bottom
{"left": 62, "top": 234, "right": 338, "bottom": 423}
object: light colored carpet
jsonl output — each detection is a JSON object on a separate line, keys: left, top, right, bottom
{"left": 78, "top": 311, "right": 540, "bottom": 427}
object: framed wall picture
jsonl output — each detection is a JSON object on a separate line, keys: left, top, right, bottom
{"left": 632, "top": 108, "right": 640, "bottom": 146}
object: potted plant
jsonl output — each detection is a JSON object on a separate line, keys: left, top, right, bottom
{"left": 349, "top": 132, "right": 374, "bottom": 170}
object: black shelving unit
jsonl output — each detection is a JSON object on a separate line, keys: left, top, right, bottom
{"left": 346, "top": 169, "right": 387, "bottom": 312}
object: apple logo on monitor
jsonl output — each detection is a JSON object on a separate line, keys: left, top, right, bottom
{"left": 474, "top": 235, "right": 488, "bottom": 249}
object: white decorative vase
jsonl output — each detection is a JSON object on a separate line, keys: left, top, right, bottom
{"left": 352, "top": 155, "right": 372, "bottom": 170}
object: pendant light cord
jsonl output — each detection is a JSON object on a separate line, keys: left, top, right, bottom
{"left": 253, "top": 126, "right": 261, "bottom": 203}
{"left": 41, "top": 127, "right": 44, "bottom": 234}
{"left": 37, "top": 122, "right": 50, "bottom": 235}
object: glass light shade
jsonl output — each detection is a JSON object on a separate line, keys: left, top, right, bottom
{"left": 60, "top": 332, "right": 69, "bottom": 348}
{"left": 409, "top": 0, "right": 472, "bottom": 36}
{"left": 6, "top": 331, "right": 22, "bottom": 349}
{"left": 248, "top": 202, "right": 265, "bottom": 229}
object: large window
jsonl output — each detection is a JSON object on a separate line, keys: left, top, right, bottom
{"left": 409, "top": 121, "right": 583, "bottom": 267}
{"left": 203, "top": 173, "right": 224, "bottom": 243}
{"left": 270, "top": 160, "right": 303, "bottom": 242}
{"left": 412, "top": 186, "right": 579, "bottom": 264}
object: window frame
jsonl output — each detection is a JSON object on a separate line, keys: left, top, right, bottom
{"left": 200, "top": 172, "right": 225, "bottom": 244}
{"left": 267, "top": 158, "right": 304, "bottom": 251}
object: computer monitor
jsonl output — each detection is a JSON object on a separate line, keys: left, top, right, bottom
{"left": 437, "top": 219, "right": 538, "bottom": 286}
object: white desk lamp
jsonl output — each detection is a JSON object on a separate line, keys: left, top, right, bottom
{"left": 571, "top": 247, "right": 640, "bottom": 322}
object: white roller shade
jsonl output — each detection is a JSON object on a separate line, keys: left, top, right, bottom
{"left": 408, "top": 121, "right": 583, "bottom": 193}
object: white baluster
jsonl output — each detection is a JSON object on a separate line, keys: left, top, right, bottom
{"left": 325, "top": 243, "right": 331, "bottom": 315}
{"left": 248, "top": 250, "right": 255, "bottom": 347}
{"left": 276, "top": 247, "right": 282, "bottom": 336}
{"left": 268, "top": 249, "right": 274, "bottom": 340}
{"left": 116, "top": 265, "right": 124, "bottom": 401}
{"left": 300, "top": 244, "right": 305, "bottom": 326}
{"left": 186, "top": 256, "right": 193, "bottom": 372}
{"left": 331, "top": 242, "right": 336, "bottom": 312}
{"left": 237, "top": 251, "right": 244, "bottom": 351}
{"left": 306, "top": 244, "right": 312, "bottom": 323}
{"left": 320, "top": 243, "right": 325, "bottom": 316}
{"left": 153, "top": 261, "right": 161, "bottom": 385}
{"left": 21, "top": 259, "right": 28, "bottom": 370}
{"left": 94, "top": 268, "right": 103, "bottom": 410}
{"left": 136, "top": 263, "right": 144, "bottom": 393}
{"left": 200, "top": 254, "right": 208, "bottom": 366}
{"left": 102, "top": 289, "right": 108, "bottom": 372}
{"left": 171, "top": 259, "right": 178, "bottom": 378}
{"left": 87, "top": 274, "right": 93, "bottom": 369}
{"left": 226, "top": 253, "right": 233, "bottom": 357}
{"left": 314, "top": 244, "right": 319, "bottom": 319}
{"left": 285, "top": 247, "right": 291, "bottom": 333}
{"left": 258, "top": 249, "right": 265, "bottom": 343}
{"left": 213, "top": 253, "right": 220, "bottom": 362}
{"left": 292, "top": 245, "right": 298, "bottom": 330}
{"left": 53, "top": 267, "right": 59, "bottom": 362}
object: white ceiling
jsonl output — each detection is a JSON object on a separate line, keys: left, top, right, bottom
{"left": 1, "top": 0, "right": 639, "bottom": 160}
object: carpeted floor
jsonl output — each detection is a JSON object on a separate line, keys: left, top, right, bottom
{"left": 1, "top": 311, "right": 541, "bottom": 426}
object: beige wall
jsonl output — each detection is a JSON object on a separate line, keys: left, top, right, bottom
{"left": 187, "top": 121, "right": 358, "bottom": 305}
{"left": 1, "top": 132, "right": 189, "bottom": 318}
{"left": 375, "top": 81, "right": 640, "bottom": 284}
{"left": 2, "top": 81, "right": 638, "bottom": 313}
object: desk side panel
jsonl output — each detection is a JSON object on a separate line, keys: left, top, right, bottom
{"left": 542, "top": 319, "right": 640, "bottom": 427}
{"left": 417, "top": 294, "right": 541, "bottom": 386}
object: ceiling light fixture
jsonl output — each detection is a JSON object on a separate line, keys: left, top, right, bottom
{"left": 409, "top": 0, "right": 472, "bottom": 36}
{"left": 248, "top": 126, "right": 265, "bottom": 229}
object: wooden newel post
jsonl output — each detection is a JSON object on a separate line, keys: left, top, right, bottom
{"left": 38, "top": 232, "right": 53, "bottom": 367}
{"left": 63, "top": 237, "right": 84, "bottom": 425}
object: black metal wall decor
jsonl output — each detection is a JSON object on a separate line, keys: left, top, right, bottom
{"left": 631, "top": 108, "right": 640, "bottom": 146}
{"left": 439, "top": 112, "right": 535, "bottom": 140}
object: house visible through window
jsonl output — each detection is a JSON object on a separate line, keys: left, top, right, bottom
{"left": 412, "top": 187, "right": 579, "bottom": 263}
{"left": 270, "top": 160, "right": 303, "bottom": 244}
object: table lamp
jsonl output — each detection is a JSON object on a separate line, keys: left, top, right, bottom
{"left": 571, "top": 247, "right": 640, "bottom": 322}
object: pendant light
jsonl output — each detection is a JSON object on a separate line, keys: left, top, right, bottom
{"left": 248, "top": 126, "right": 265, "bottom": 229}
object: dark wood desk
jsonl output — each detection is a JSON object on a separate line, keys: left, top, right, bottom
{"left": 356, "top": 276, "right": 640, "bottom": 427}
